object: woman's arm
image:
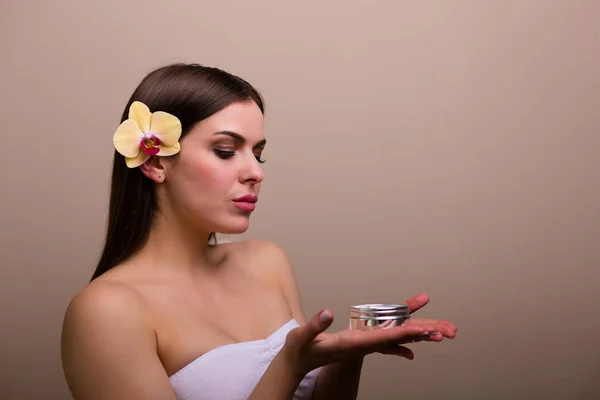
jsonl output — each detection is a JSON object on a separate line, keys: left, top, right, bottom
{"left": 265, "top": 241, "right": 366, "bottom": 399}
{"left": 248, "top": 241, "right": 455, "bottom": 400}
{"left": 311, "top": 358, "right": 364, "bottom": 400}
{"left": 61, "top": 281, "right": 178, "bottom": 400}
{"left": 248, "top": 315, "right": 365, "bottom": 400}
{"left": 249, "top": 306, "right": 435, "bottom": 400}
{"left": 247, "top": 345, "right": 311, "bottom": 399}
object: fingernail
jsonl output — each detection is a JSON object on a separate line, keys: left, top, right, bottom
{"left": 418, "top": 332, "right": 439, "bottom": 339}
{"left": 320, "top": 310, "right": 332, "bottom": 324}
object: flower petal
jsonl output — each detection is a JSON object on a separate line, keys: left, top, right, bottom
{"left": 157, "top": 142, "right": 181, "bottom": 156}
{"left": 113, "top": 119, "right": 143, "bottom": 158}
{"left": 149, "top": 111, "right": 181, "bottom": 146}
{"left": 125, "top": 152, "right": 150, "bottom": 168}
{"left": 129, "top": 101, "right": 151, "bottom": 133}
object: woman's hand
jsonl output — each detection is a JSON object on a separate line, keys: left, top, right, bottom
{"left": 389, "top": 292, "right": 458, "bottom": 358}
{"left": 282, "top": 305, "right": 456, "bottom": 377}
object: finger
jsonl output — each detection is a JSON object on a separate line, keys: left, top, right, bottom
{"left": 414, "top": 332, "right": 443, "bottom": 342}
{"left": 405, "top": 318, "right": 453, "bottom": 333}
{"left": 379, "top": 345, "right": 415, "bottom": 360}
{"left": 396, "top": 319, "right": 438, "bottom": 334}
{"left": 337, "top": 324, "right": 431, "bottom": 353}
{"left": 411, "top": 318, "right": 457, "bottom": 331}
{"left": 405, "top": 293, "right": 430, "bottom": 314}
{"left": 406, "top": 318, "right": 457, "bottom": 338}
{"left": 379, "top": 320, "right": 396, "bottom": 329}
{"left": 394, "top": 331, "right": 444, "bottom": 345}
{"left": 288, "top": 309, "right": 334, "bottom": 349}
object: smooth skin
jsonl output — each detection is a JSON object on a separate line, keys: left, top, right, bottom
{"left": 61, "top": 101, "right": 457, "bottom": 400}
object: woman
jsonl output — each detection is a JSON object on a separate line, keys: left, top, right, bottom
{"left": 61, "top": 63, "right": 457, "bottom": 400}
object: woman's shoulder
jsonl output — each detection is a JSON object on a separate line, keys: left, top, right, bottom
{"left": 61, "top": 278, "right": 175, "bottom": 399}
{"left": 227, "top": 239, "right": 304, "bottom": 313}
{"left": 225, "top": 239, "right": 294, "bottom": 273}
{"left": 230, "top": 239, "right": 307, "bottom": 323}
{"left": 62, "top": 277, "right": 154, "bottom": 346}
{"left": 66, "top": 277, "right": 147, "bottom": 313}
{"left": 228, "top": 239, "right": 289, "bottom": 258}
{"left": 219, "top": 239, "right": 297, "bottom": 286}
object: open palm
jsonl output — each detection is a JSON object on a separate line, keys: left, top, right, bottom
{"left": 284, "top": 293, "right": 457, "bottom": 374}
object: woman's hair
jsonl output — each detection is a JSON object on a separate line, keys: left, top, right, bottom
{"left": 91, "top": 63, "right": 264, "bottom": 281}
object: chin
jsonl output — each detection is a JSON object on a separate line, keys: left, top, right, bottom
{"left": 213, "top": 218, "right": 251, "bottom": 235}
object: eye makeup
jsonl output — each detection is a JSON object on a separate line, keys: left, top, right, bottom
{"left": 211, "top": 131, "right": 266, "bottom": 163}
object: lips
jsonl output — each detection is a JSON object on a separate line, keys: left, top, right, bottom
{"left": 233, "top": 194, "right": 258, "bottom": 203}
{"left": 232, "top": 194, "right": 258, "bottom": 212}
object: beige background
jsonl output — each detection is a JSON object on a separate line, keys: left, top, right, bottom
{"left": 2, "top": 1, "right": 599, "bottom": 399}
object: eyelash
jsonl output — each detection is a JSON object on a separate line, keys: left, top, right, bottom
{"left": 215, "top": 149, "right": 266, "bottom": 164}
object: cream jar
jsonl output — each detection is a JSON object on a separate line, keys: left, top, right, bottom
{"left": 349, "top": 303, "right": 411, "bottom": 330}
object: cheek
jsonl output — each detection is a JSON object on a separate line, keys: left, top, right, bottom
{"left": 184, "top": 155, "right": 235, "bottom": 193}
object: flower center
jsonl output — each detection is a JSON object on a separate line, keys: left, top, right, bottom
{"left": 140, "top": 134, "right": 161, "bottom": 156}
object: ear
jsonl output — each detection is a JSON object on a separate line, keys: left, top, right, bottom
{"left": 139, "top": 156, "right": 165, "bottom": 183}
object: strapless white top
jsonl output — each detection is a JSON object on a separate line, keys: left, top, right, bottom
{"left": 169, "top": 319, "right": 321, "bottom": 400}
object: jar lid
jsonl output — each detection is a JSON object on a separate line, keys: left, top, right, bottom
{"left": 350, "top": 303, "right": 410, "bottom": 320}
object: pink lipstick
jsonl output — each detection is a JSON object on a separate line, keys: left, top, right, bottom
{"left": 232, "top": 194, "right": 258, "bottom": 212}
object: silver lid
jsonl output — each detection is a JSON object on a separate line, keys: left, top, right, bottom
{"left": 350, "top": 303, "right": 410, "bottom": 320}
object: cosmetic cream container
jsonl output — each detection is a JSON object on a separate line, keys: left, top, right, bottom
{"left": 349, "top": 304, "right": 411, "bottom": 330}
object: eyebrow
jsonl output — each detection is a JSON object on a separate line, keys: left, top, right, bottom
{"left": 214, "top": 130, "right": 266, "bottom": 147}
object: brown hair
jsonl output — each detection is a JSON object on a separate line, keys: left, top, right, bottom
{"left": 91, "top": 63, "right": 264, "bottom": 280}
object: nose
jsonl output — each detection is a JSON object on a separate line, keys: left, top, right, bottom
{"left": 239, "top": 153, "right": 264, "bottom": 184}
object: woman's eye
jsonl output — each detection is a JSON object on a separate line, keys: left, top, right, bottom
{"left": 215, "top": 149, "right": 235, "bottom": 159}
{"left": 215, "top": 149, "right": 266, "bottom": 164}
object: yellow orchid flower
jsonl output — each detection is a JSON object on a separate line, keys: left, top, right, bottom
{"left": 113, "top": 101, "right": 182, "bottom": 168}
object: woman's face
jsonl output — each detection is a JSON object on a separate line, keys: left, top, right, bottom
{"left": 160, "top": 100, "right": 266, "bottom": 234}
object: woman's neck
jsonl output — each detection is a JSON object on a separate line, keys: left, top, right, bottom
{"left": 135, "top": 210, "right": 217, "bottom": 274}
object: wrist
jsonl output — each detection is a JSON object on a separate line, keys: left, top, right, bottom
{"left": 279, "top": 345, "right": 309, "bottom": 383}
{"left": 313, "top": 357, "right": 364, "bottom": 400}
{"left": 280, "top": 342, "right": 311, "bottom": 380}
{"left": 326, "top": 356, "right": 364, "bottom": 373}
{"left": 248, "top": 348, "right": 306, "bottom": 399}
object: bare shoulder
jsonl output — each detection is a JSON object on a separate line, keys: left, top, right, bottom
{"left": 237, "top": 239, "right": 290, "bottom": 260}
{"left": 230, "top": 240, "right": 306, "bottom": 323}
{"left": 61, "top": 278, "right": 156, "bottom": 376}
{"left": 231, "top": 239, "right": 294, "bottom": 276}
{"left": 62, "top": 278, "right": 152, "bottom": 337}
{"left": 61, "top": 279, "right": 175, "bottom": 399}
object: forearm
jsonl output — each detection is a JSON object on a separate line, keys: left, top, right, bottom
{"left": 312, "top": 357, "right": 364, "bottom": 400}
{"left": 248, "top": 349, "right": 306, "bottom": 400}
